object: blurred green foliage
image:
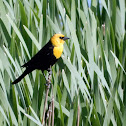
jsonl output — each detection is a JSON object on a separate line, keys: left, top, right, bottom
{"left": 0, "top": 0, "right": 126, "bottom": 125}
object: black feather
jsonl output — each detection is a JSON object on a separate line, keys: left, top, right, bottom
{"left": 12, "top": 41, "right": 57, "bottom": 84}
{"left": 12, "top": 68, "right": 33, "bottom": 84}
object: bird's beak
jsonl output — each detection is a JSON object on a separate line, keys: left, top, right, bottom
{"left": 63, "top": 37, "right": 70, "bottom": 40}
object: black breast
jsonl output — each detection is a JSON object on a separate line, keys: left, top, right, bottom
{"left": 22, "top": 41, "right": 58, "bottom": 72}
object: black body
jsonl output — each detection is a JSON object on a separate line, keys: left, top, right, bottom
{"left": 12, "top": 40, "right": 57, "bottom": 84}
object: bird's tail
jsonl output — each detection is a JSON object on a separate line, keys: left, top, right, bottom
{"left": 12, "top": 69, "right": 32, "bottom": 84}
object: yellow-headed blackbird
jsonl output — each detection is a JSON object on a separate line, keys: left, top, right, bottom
{"left": 12, "top": 34, "right": 69, "bottom": 84}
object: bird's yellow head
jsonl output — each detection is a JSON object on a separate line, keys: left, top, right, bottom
{"left": 50, "top": 34, "right": 69, "bottom": 59}
{"left": 50, "top": 34, "right": 69, "bottom": 47}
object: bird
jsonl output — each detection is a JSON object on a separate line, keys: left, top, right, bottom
{"left": 12, "top": 34, "right": 69, "bottom": 84}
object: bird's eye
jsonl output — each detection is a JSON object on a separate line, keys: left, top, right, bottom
{"left": 59, "top": 37, "right": 64, "bottom": 39}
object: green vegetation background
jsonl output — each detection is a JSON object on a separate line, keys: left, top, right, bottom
{"left": 0, "top": 0, "right": 126, "bottom": 125}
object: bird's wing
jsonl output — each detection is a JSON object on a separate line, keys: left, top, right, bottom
{"left": 22, "top": 41, "right": 53, "bottom": 68}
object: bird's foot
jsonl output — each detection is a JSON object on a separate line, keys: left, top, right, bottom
{"left": 44, "top": 66, "right": 52, "bottom": 89}
{"left": 45, "top": 82, "right": 51, "bottom": 89}
{"left": 47, "top": 66, "right": 52, "bottom": 76}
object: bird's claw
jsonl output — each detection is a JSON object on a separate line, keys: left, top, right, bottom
{"left": 47, "top": 66, "right": 52, "bottom": 75}
{"left": 45, "top": 82, "right": 51, "bottom": 89}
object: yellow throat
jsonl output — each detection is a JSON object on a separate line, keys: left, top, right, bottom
{"left": 51, "top": 34, "right": 65, "bottom": 59}
{"left": 53, "top": 45, "right": 63, "bottom": 59}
